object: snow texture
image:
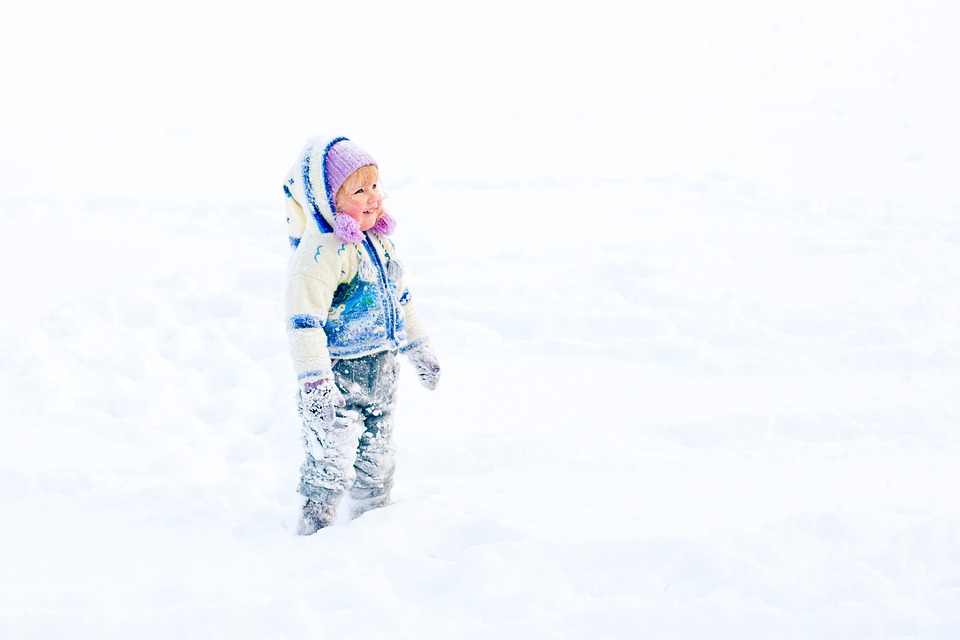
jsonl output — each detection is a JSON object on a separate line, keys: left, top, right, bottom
{"left": 2, "top": 1, "right": 959, "bottom": 638}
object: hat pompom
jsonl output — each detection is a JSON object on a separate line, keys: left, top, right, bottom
{"left": 372, "top": 212, "right": 396, "bottom": 236}
{"left": 333, "top": 214, "right": 364, "bottom": 243}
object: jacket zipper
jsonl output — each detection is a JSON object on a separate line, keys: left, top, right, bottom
{"left": 362, "top": 233, "right": 398, "bottom": 345}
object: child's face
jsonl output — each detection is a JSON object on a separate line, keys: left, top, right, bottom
{"left": 336, "top": 166, "right": 383, "bottom": 231}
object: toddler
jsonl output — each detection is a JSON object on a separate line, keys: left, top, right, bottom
{"left": 282, "top": 135, "right": 440, "bottom": 534}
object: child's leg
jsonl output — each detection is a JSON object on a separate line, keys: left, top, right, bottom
{"left": 332, "top": 351, "right": 400, "bottom": 519}
{"left": 296, "top": 387, "right": 363, "bottom": 531}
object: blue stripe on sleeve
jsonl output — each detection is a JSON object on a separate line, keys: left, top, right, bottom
{"left": 288, "top": 315, "right": 323, "bottom": 329}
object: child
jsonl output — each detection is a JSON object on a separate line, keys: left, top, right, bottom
{"left": 282, "top": 135, "right": 440, "bottom": 534}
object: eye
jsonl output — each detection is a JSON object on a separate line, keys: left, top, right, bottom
{"left": 354, "top": 187, "right": 364, "bottom": 195}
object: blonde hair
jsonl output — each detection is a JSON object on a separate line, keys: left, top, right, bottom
{"left": 334, "top": 165, "right": 386, "bottom": 213}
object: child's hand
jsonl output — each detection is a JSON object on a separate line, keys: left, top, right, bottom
{"left": 300, "top": 378, "right": 346, "bottom": 424}
{"left": 405, "top": 344, "right": 441, "bottom": 391}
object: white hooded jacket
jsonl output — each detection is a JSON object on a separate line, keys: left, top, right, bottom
{"left": 282, "top": 135, "right": 429, "bottom": 385}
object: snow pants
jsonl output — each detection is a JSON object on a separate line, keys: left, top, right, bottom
{"left": 297, "top": 350, "right": 399, "bottom": 522}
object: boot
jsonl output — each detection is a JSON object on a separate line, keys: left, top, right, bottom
{"left": 297, "top": 498, "right": 336, "bottom": 535}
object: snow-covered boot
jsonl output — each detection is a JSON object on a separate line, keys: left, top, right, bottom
{"left": 297, "top": 497, "right": 337, "bottom": 535}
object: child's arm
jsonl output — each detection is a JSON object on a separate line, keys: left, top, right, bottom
{"left": 398, "top": 281, "right": 431, "bottom": 354}
{"left": 387, "top": 239, "right": 440, "bottom": 390}
{"left": 284, "top": 237, "right": 344, "bottom": 388}
{"left": 386, "top": 237, "right": 429, "bottom": 353}
{"left": 399, "top": 284, "right": 441, "bottom": 390}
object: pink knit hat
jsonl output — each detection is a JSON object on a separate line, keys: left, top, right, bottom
{"left": 323, "top": 139, "right": 377, "bottom": 207}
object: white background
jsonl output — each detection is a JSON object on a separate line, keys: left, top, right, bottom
{"left": 2, "top": 1, "right": 959, "bottom": 638}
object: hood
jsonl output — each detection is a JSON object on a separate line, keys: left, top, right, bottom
{"left": 284, "top": 135, "right": 396, "bottom": 247}
{"left": 284, "top": 135, "right": 346, "bottom": 239}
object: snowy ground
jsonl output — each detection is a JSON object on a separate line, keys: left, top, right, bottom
{"left": 2, "top": 2, "right": 959, "bottom": 638}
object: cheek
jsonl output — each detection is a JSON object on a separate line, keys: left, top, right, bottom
{"left": 339, "top": 201, "right": 364, "bottom": 222}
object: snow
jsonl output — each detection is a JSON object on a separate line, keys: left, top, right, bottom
{"left": 2, "top": 1, "right": 959, "bottom": 638}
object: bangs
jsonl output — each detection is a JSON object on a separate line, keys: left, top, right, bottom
{"left": 340, "top": 165, "right": 380, "bottom": 192}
